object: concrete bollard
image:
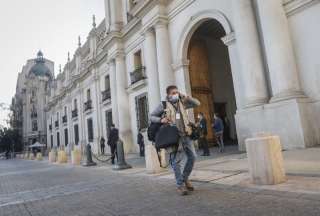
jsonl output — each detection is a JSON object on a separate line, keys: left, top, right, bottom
{"left": 29, "top": 154, "right": 35, "bottom": 160}
{"left": 49, "top": 150, "right": 57, "bottom": 163}
{"left": 145, "top": 145, "right": 161, "bottom": 174}
{"left": 245, "top": 135, "right": 286, "bottom": 185}
{"left": 57, "top": 150, "right": 68, "bottom": 163}
{"left": 36, "top": 153, "right": 43, "bottom": 161}
{"left": 71, "top": 149, "right": 82, "bottom": 165}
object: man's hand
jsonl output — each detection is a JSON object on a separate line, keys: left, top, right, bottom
{"left": 161, "top": 117, "right": 170, "bottom": 124}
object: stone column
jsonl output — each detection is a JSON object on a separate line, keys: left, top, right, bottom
{"left": 143, "top": 28, "right": 161, "bottom": 111}
{"left": 115, "top": 53, "right": 133, "bottom": 152}
{"left": 256, "top": 0, "right": 305, "bottom": 102}
{"left": 154, "top": 19, "right": 175, "bottom": 100}
{"left": 108, "top": 60, "right": 119, "bottom": 127}
{"left": 232, "top": 0, "right": 269, "bottom": 107}
{"left": 109, "top": 0, "right": 123, "bottom": 32}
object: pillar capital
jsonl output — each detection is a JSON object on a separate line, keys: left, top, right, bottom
{"left": 172, "top": 58, "right": 190, "bottom": 72}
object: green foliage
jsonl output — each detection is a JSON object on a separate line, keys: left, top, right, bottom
{"left": 0, "top": 127, "right": 23, "bottom": 152}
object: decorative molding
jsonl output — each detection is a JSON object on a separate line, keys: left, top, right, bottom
{"left": 221, "top": 32, "right": 236, "bottom": 46}
{"left": 172, "top": 59, "right": 190, "bottom": 72}
{"left": 284, "top": 0, "right": 319, "bottom": 16}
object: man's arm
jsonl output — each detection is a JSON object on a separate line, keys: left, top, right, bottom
{"left": 181, "top": 95, "right": 201, "bottom": 109}
{"left": 150, "top": 103, "right": 164, "bottom": 123}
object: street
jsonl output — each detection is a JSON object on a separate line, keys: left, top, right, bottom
{"left": 0, "top": 159, "right": 320, "bottom": 216}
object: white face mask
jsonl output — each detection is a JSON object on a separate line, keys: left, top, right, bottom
{"left": 169, "top": 94, "right": 179, "bottom": 103}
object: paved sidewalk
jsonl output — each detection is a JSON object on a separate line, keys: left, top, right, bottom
{"left": 1, "top": 147, "right": 320, "bottom": 216}
{"left": 119, "top": 146, "right": 320, "bottom": 197}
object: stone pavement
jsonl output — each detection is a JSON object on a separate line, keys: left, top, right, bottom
{"left": 0, "top": 147, "right": 319, "bottom": 215}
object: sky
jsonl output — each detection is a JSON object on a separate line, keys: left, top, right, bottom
{"left": 0, "top": 0, "right": 105, "bottom": 127}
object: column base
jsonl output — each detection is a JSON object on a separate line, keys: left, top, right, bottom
{"left": 244, "top": 98, "right": 269, "bottom": 108}
{"left": 236, "top": 97, "right": 320, "bottom": 151}
{"left": 270, "top": 90, "right": 306, "bottom": 103}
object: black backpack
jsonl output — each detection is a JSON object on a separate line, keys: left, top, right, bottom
{"left": 147, "top": 101, "right": 166, "bottom": 142}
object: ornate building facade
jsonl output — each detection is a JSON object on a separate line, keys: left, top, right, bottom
{"left": 12, "top": 51, "right": 54, "bottom": 148}
{"left": 15, "top": 0, "right": 319, "bottom": 155}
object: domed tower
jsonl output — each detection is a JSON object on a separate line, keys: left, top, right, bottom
{"left": 13, "top": 51, "right": 54, "bottom": 149}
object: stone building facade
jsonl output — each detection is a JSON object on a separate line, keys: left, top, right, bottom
{"left": 43, "top": 0, "right": 320, "bottom": 155}
{"left": 12, "top": 51, "right": 54, "bottom": 148}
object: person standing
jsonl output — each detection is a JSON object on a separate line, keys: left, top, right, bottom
{"left": 213, "top": 113, "right": 224, "bottom": 153}
{"left": 150, "top": 85, "right": 200, "bottom": 196}
{"left": 198, "top": 113, "right": 210, "bottom": 156}
{"left": 108, "top": 124, "right": 119, "bottom": 164}
{"left": 137, "top": 130, "right": 145, "bottom": 157}
{"left": 100, "top": 137, "right": 106, "bottom": 155}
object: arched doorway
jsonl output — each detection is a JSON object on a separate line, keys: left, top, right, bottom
{"left": 187, "top": 19, "right": 237, "bottom": 145}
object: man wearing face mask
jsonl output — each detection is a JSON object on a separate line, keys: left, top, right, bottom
{"left": 150, "top": 85, "right": 200, "bottom": 196}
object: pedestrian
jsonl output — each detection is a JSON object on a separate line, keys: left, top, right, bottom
{"left": 212, "top": 113, "right": 224, "bottom": 153}
{"left": 198, "top": 112, "right": 210, "bottom": 156}
{"left": 137, "top": 130, "right": 145, "bottom": 157}
{"left": 150, "top": 85, "right": 200, "bottom": 196}
{"left": 108, "top": 124, "right": 119, "bottom": 164}
{"left": 100, "top": 137, "right": 105, "bottom": 155}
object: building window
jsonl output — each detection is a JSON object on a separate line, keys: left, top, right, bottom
{"left": 50, "top": 135, "right": 53, "bottom": 148}
{"left": 57, "top": 132, "right": 60, "bottom": 147}
{"left": 87, "top": 89, "right": 91, "bottom": 101}
{"left": 74, "top": 99, "right": 78, "bottom": 110}
{"left": 74, "top": 124, "right": 79, "bottom": 145}
{"left": 134, "top": 50, "right": 142, "bottom": 69}
{"left": 105, "top": 110, "right": 113, "bottom": 138}
{"left": 87, "top": 118, "right": 94, "bottom": 142}
{"left": 32, "top": 120, "right": 38, "bottom": 131}
{"left": 135, "top": 94, "right": 149, "bottom": 130}
{"left": 105, "top": 75, "right": 110, "bottom": 91}
{"left": 64, "top": 128, "right": 69, "bottom": 146}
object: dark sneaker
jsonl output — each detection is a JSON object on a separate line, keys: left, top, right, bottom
{"left": 177, "top": 186, "right": 188, "bottom": 196}
{"left": 185, "top": 180, "right": 194, "bottom": 191}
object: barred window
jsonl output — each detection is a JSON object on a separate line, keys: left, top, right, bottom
{"left": 135, "top": 94, "right": 149, "bottom": 131}
{"left": 57, "top": 132, "right": 60, "bottom": 147}
{"left": 64, "top": 128, "right": 69, "bottom": 146}
{"left": 50, "top": 135, "right": 53, "bottom": 148}
{"left": 87, "top": 118, "right": 94, "bottom": 142}
{"left": 74, "top": 124, "right": 79, "bottom": 145}
{"left": 105, "top": 110, "right": 113, "bottom": 138}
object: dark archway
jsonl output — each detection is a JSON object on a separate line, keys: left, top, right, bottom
{"left": 188, "top": 19, "right": 237, "bottom": 145}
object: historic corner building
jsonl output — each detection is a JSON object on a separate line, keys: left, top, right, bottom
{"left": 12, "top": 51, "right": 54, "bottom": 147}
{"left": 13, "top": 0, "right": 320, "bottom": 154}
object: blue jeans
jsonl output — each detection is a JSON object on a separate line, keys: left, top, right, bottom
{"left": 170, "top": 136, "right": 196, "bottom": 187}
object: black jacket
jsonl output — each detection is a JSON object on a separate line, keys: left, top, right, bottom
{"left": 199, "top": 118, "right": 208, "bottom": 136}
{"left": 108, "top": 128, "right": 119, "bottom": 147}
{"left": 137, "top": 133, "right": 144, "bottom": 146}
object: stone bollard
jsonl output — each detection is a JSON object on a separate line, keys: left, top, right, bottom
{"left": 245, "top": 135, "right": 286, "bottom": 185}
{"left": 57, "top": 150, "right": 68, "bottom": 163}
{"left": 71, "top": 149, "right": 82, "bottom": 165}
{"left": 29, "top": 154, "right": 35, "bottom": 160}
{"left": 160, "top": 149, "right": 168, "bottom": 168}
{"left": 49, "top": 150, "right": 57, "bottom": 163}
{"left": 113, "top": 139, "right": 132, "bottom": 170}
{"left": 145, "top": 145, "right": 161, "bottom": 174}
{"left": 36, "top": 153, "right": 43, "bottom": 161}
{"left": 82, "top": 144, "right": 96, "bottom": 167}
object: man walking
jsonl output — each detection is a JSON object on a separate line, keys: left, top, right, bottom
{"left": 198, "top": 112, "right": 210, "bottom": 156}
{"left": 137, "top": 130, "right": 145, "bottom": 157}
{"left": 100, "top": 137, "right": 105, "bottom": 155}
{"left": 108, "top": 124, "right": 119, "bottom": 164}
{"left": 213, "top": 113, "right": 224, "bottom": 153}
{"left": 150, "top": 85, "right": 200, "bottom": 196}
